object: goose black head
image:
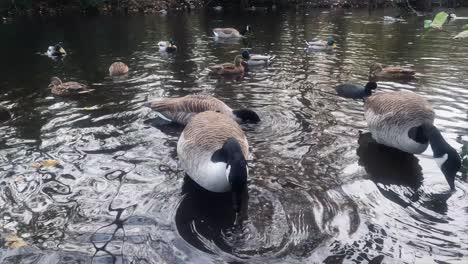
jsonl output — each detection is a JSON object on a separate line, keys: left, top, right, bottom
{"left": 421, "top": 123, "right": 461, "bottom": 190}
{"left": 364, "top": 81, "right": 378, "bottom": 94}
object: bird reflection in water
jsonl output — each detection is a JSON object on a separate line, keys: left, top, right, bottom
{"left": 357, "top": 132, "right": 452, "bottom": 215}
{"left": 175, "top": 176, "right": 249, "bottom": 254}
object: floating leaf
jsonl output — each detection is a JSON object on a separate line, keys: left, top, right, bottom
{"left": 463, "top": 24, "right": 468, "bottom": 30}
{"left": 454, "top": 30, "right": 468, "bottom": 39}
{"left": 431, "top": 12, "right": 448, "bottom": 29}
{"left": 32, "top": 159, "right": 60, "bottom": 169}
{"left": 5, "top": 234, "right": 27, "bottom": 249}
{"left": 424, "top": 20, "right": 432, "bottom": 29}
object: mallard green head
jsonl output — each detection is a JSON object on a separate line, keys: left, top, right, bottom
{"left": 327, "top": 39, "right": 337, "bottom": 48}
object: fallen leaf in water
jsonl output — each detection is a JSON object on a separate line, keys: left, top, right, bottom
{"left": 5, "top": 234, "right": 27, "bottom": 249}
{"left": 32, "top": 159, "right": 60, "bottom": 169}
{"left": 454, "top": 30, "right": 468, "bottom": 39}
{"left": 431, "top": 12, "right": 448, "bottom": 29}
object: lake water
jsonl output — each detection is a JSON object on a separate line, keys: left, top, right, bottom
{"left": 0, "top": 7, "right": 467, "bottom": 264}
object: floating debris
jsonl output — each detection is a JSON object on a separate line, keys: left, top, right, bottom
{"left": 32, "top": 159, "right": 60, "bottom": 169}
{"left": 4, "top": 234, "right": 27, "bottom": 249}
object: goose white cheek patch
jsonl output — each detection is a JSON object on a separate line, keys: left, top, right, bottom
{"left": 434, "top": 153, "right": 448, "bottom": 169}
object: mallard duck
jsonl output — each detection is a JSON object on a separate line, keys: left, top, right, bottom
{"left": 241, "top": 50, "right": 276, "bottom": 66}
{"left": 364, "top": 91, "right": 461, "bottom": 190}
{"left": 305, "top": 39, "right": 337, "bottom": 50}
{"left": 0, "top": 105, "right": 11, "bottom": 122}
{"left": 335, "top": 81, "right": 377, "bottom": 99}
{"left": 158, "top": 40, "right": 177, "bottom": 53}
{"left": 47, "top": 43, "right": 66, "bottom": 57}
{"left": 109, "top": 62, "right": 129, "bottom": 76}
{"left": 145, "top": 94, "right": 260, "bottom": 125}
{"left": 369, "top": 63, "right": 415, "bottom": 80}
{"left": 213, "top": 25, "right": 251, "bottom": 38}
{"left": 209, "top": 55, "right": 245, "bottom": 75}
{"left": 177, "top": 111, "right": 250, "bottom": 212}
{"left": 48, "top": 77, "right": 94, "bottom": 96}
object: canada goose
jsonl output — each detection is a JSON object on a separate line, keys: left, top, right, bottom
{"left": 369, "top": 63, "right": 415, "bottom": 80}
{"left": 364, "top": 91, "right": 461, "bottom": 190}
{"left": 241, "top": 50, "right": 276, "bottom": 66}
{"left": 0, "top": 105, "right": 11, "bottom": 122}
{"left": 177, "top": 111, "right": 249, "bottom": 212}
{"left": 48, "top": 77, "right": 94, "bottom": 96}
{"left": 47, "top": 43, "right": 66, "bottom": 57}
{"left": 145, "top": 94, "right": 260, "bottom": 125}
{"left": 212, "top": 25, "right": 251, "bottom": 38}
{"left": 305, "top": 39, "right": 337, "bottom": 50}
{"left": 109, "top": 62, "right": 129, "bottom": 76}
{"left": 209, "top": 55, "right": 245, "bottom": 75}
{"left": 158, "top": 40, "right": 177, "bottom": 53}
{"left": 335, "top": 81, "right": 377, "bottom": 99}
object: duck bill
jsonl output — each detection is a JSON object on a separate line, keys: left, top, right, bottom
{"left": 332, "top": 44, "right": 337, "bottom": 49}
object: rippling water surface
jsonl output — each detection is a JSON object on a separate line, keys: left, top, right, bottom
{"left": 0, "top": 8, "right": 467, "bottom": 264}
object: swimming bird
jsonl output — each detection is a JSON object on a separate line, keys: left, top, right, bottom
{"left": 209, "top": 55, "right": 245, "bottom": 75}
{"left": 48, "top": 77, "right": 94, "bottom": 96}
{"left": 145, "top": 94, "right": 260, "bottom": 125}
{"left": 212, "top": 25, "right": 251, "bottom": 38}
{"left": 177, "top": 111, "right": 250, "bottom": 212}
{"left": 158, "top": 40, "right": 177, "bottom": 53}
{"left": 369, "top": 63, "right": 415, "bottom": 80}
{"left": 364, "top": 91, "right": 461, "bottom": 190}
{"left": 305, "top": 39, "right": 337, "bottom": 50}
{"left": 47, "top": 43, "right": 66, "bottom": 57}
{"left": 109, "top": 62, "right": 129, "bottom": 76}
{"left": 0, "top": 105, "right": 11, "bottom": 122}
{"left": 241, "top": 50, "right": 276, "bottom": 66}
{"left": 335, "top": 81, "right": 377, "bottom": 99}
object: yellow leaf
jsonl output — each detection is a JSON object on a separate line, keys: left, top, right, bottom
{"left": 5, "top": 234, "right": 27, "bottom": 249}
{"left": 32, "top": 159, "right": 60, "bottom": 169}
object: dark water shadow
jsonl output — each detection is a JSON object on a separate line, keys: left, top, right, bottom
{"left": 175, "top": 176, "right": 248, "bottom": 255}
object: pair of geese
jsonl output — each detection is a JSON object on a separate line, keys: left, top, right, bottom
{"left": 145, "top": 83, "right": 461, "bottom": 213}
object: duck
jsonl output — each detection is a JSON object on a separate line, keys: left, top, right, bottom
{"left": 212, "top": 25, "right": 251, "bottom": 38}
{"left": 109, "top": 62, "right": 129, "bottom": 76}
{"left": 177, "top": 111, "right": 250, "bottom": 212}
{"left": 335, "top": 81, "right": 377, "bottom": 99}
{"left": 48, "top": 77, "right": 94, "bottom": 96}
{"left": 47, "top": 43, "right": 66, "bottom": 57}
{"left": 144, "top": 94, "right": 260, "bottom": 125}
{"left": 305, "top": 39, "right": 337, "bottom": 50}
{"left": 241, "top": 50, "right": 276, "bottom": 66}
{"left": 0, "top": 105, "right": 11, "bottom": 122}
{"left": 158, "top": 39, "right": 177, "bottom": 53}
{"left": 364, "top": 91, "right": 461, "bottom": 190}
{"left": 209, "top": 55, "right": 245, "bottom": 75}
{"left": 369, "top": 63, "right": 415, "bottom": 80}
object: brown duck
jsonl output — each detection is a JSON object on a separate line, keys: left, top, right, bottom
{"left": 209, "top": 55, "right": 245, "bottom": 75}
{"left": 48, "top": 77, "right": 94, "bottom": 96}
{"left": 369, "top": 63, "right": 415, "bottom": 80}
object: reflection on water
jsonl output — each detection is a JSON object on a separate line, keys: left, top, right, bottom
{"left": 1, "top": 8, "right": 468, "bottom": 264}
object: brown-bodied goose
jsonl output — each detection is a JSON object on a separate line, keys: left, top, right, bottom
{"left": 48, "top": 77, "right": 94, "bottom": 96}
{"left": 177, "top": 111, "right": 249, "bottom": 212}
{"left": 212, "top": 25, "right": 251, "bottom": 38}
{"left": 145, "top": 94, "right": 260, "bottom": 125}
{"left": 109, "top": 62, "right": 129, "bottom": 76}
{"left": 364, "top": 91, "right": 461, "bottom": 190}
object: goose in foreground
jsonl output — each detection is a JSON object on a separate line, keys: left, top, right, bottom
{"left": 305, "top": 39, "right": 337, "bottom": 50}
{"left": 47, "top": 43, "right": 66, "bottom": 57}
{"left": 369, "top": 63, "right": 415, "bottom": 80}
{"left": 213, "top": 25, "right": 251, "bottom": 38}
{"left": 241, "top": 50, "right": 276, "bottom": 66}
{"left": 48, "top": 77, "right": 94, "bottom": 96}
{"left": 145, "top": 94, "right": 260, "bottom": 125}
{"left": 364, "top": 91, "right": 461, "bottom": 190}
{"left": 177, "top": 111, "right": 250, "bottom": 212}
{"left": 335, "top": 81, "right": 377, "bottom": 99}
{"left": 109, "top": 62, "right": 129, "bottom": 76}
{"left": 209, "top": 55, "right": 245, "bottom": 75}
{"left": 158, "top": 40, "right": 177, "bottom": 53}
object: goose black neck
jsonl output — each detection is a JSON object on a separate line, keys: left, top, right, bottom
{"left": 421, "top": 123, "right": 451, "bottom": 157}
{"left": 364, "top": 82, "right": 377, "bottom": 95}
